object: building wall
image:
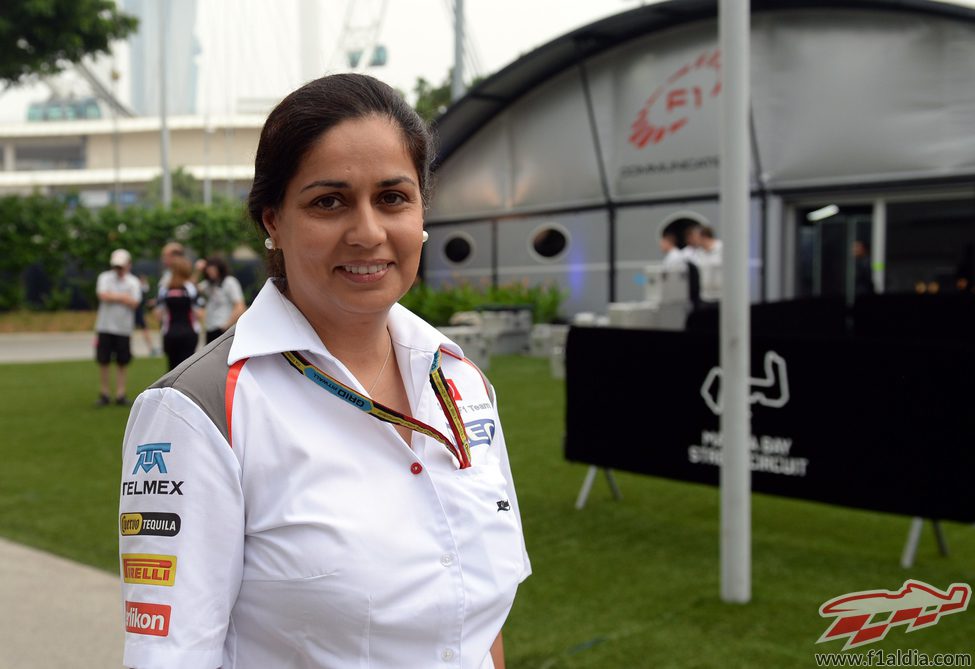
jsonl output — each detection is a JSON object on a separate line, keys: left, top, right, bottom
{"left": 425, "top": 6, "right": 975, "bottom": 315}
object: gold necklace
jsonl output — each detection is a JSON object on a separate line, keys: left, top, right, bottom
{"left": 368, "top": 334, "right": 392, "bottom": 395}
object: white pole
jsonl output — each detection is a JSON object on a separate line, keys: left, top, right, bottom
{"left": 871, "top": 198, "right": 886, "bottom": 293}
{"left": 451, "top": 0, "right": 465, "bottom": 102}
{"left": 159, "top": 2, "right": 172, "bottom": 208}
{"left": 203, "top": 121, "right": 212, "bottom": 206}
{"left": 719, "top": 0, "right": 751, "bottom": 604}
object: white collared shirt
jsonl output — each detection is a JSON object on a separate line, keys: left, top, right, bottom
{"left": 119, "top": 280, "right": 530, "bottom": 669}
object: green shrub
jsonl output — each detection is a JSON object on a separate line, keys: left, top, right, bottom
{"left": 399, "top": 280, "right": 566, "bottom": 325}
{"left": 0, "top": 194, "right": 256, "bottom": 311}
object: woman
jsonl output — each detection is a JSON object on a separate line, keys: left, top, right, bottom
{"left": 119, "top": 74, "right": 530, "bottom": 669}
{"left": 156, "top": 256, "right": 201, "bottom": 370}
{"left": 196, "top": 256, "right": 246, "bottom": 344}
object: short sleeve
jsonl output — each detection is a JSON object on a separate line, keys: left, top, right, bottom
{"left": 119, "top": 388, "right": 244, "bottom": 669}
{"left": 226, "top": 277, "right": 244, "bottom": 304}
{"left": 128, "top": 277, "right": 143, "bottom": 303}
{"left": 96, "top": 272, "right": 111, "bottom": 296}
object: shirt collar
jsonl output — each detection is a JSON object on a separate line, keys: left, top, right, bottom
{"left": 228, "top": 279, "right": 464, "bottom": 364}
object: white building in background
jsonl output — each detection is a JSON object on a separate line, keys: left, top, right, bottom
{"left": 123, "top": 0, "right": 200, "bottom": 117}
{"left": 0, "top": 115, "right": 261, "bottom": 205}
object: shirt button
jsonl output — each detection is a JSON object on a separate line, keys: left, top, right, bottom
{"left": 440, "top": 553, "right": 454, "bottom": 567}
{"left": 410, "top": 462, "right": 423, "bottom": 475}
{"left": 441, "top": 648, "right": 455, "bottom": 661}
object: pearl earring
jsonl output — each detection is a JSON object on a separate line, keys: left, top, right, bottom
{"left": 264, "top": 238, "right": 275, "bottom": 250}
{"left": 422, "top": 230, "right": 429, "bottom": 243}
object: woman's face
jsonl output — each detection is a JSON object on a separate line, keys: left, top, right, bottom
{"left": 204, "top": 265, "right": 219, "bottom": 281}
{"left": 263, "top": 115, "right": 424, "bottom": 325}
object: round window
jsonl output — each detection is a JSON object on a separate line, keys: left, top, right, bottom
{"left": 531, "top": 227, "right": 568, "bottom": 259}
{"left": 443, "top": 234, "right": 473, "bottom": 264}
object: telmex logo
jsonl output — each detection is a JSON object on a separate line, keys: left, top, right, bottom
{"left": 122, "top": 554, "right": 177, "bottom": 587}
{"left": 120, "top": 512, "right": 181, "bottom": 537}
{"left": 818, "top": 580, "right": 971, "bottom": 650}
{"left": 132, "top": 442, "right": 171, "bottom": 475}
{"left": 125, "top": 600, "right": 171, "bottom": 637}
{"left": 120, "top": 480, "right": 184, "bottom": 496}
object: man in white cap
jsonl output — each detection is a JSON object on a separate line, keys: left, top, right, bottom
{"left": 95, "top": 249, "right": 142, "bottom": 406}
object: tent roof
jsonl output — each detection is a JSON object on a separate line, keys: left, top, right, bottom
{"left": 432, "top": 0, "right": 975, "bottom": 168}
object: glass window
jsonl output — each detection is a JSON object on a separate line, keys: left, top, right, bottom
{"left": 661, "top": 216, "right": 702, "bottom": 249}
{"left": 14, "top": 142, "right": 85, "bottom": 170}
{"left": 795, "top": 205, "right": 873, "bottom": 301}
{"left": 443, "top": 234, "right": 473, "bottom": 264}
{"left": 886, "top": 200, "right": 975, "bottom": 294}
{"left": 531, "top": 226, "right": 568, "bottom": 259}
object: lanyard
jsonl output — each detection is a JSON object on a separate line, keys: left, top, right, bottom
{"left": 282, "top": 349, "right": 472, "bottom": 469}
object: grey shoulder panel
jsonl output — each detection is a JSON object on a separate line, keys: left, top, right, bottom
{"left": 150, "top": 326, "right": 237, "bottom": 443}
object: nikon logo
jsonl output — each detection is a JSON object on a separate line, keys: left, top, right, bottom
{"left": 125, "top": 600, "right": 171, "bottom": 637}
{"left": 120, "top": 512, "right": 181, "bottom": 537}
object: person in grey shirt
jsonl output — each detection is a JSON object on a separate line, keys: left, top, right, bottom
{"left": 196, "top": 256, "right": 246, "bottom": 344}
{"left": 95, "top": 249, "right": 142, "bottom": 405}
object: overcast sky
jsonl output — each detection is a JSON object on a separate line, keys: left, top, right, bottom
{"left": 0, "top": 0, "right": 642, "bottom": 121}
{"left": 0, "top": 0, "right": 973, "bottom": 122}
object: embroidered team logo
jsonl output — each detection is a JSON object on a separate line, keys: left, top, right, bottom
{"left": 132, "top": 442, "right": 171, "bottom": 475}
{"left": 817, "top": 580, "right": 970, "bottom": 650}
{"left": 465, "top": 419, "right": 496, "bottom": 448}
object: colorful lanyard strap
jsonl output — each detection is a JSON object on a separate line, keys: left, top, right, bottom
{"left": 281, "top": 349, "right": 472, "bottom": 469}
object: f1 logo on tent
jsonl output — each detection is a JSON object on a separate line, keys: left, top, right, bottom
{"left": 817, "top": 580, "right": 971, "bottom": 650}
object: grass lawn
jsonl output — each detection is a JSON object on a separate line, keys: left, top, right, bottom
{"left": 1, "top": 355, "right": 973, "bottom": 667}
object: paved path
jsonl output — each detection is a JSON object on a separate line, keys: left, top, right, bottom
{"left": 0, "top": 331, "right": 158, "bottom": 364}
{"left": 0, "top": 334, "right": 146, "bottom": 667}
{"left": 0, "top": 537, "right": 122, "bottom": 668}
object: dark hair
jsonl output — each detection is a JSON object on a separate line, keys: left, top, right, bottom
{"left": 205, "top": 256, "right": 229, "bottom": 285}
{"left": 247, "top": 73, "right": 435, "bottom": 280}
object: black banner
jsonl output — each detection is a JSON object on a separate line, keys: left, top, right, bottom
{"left": 565, "top": 326, "right": 975, "bottom": 522}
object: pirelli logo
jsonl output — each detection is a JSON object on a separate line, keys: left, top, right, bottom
{"left": 119, "top": 512, "right": 181, "bottom": 537}
{"left": 121, "top": 554, "right": 177, "bottom": 586}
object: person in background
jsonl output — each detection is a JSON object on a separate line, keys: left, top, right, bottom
{"left": 119, "top": 73, "right": 529, "bottom": 669}
{"left": 195, "top": 255, "right": 246, "bottom": 344}
{"left": 698, "top": 225, "right": 722, "bottom": 265}
{"left": 94, "top": 249, "right": 142, "bottom": 406}
{"left": 157, "top": 241, "right": 186, "bottom": 293}
{"left": 853, "top": 240, "right": 875, "bottom": 295}
{"left": 156, "top": 256, "right": 202, "bottom": 370}
{"left": 660, "top": 229, "right": 687, "bottom": 267}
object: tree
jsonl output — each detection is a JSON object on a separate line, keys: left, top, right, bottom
{"left": 144, "top": 167, "right": 203, "bottom": 206}
{"left": 0, "top": 0, "right": 137, "bottom": 85}
{"left": 412, "top": 75, "right": 452, "bottom": 124}
{"left": 412, "top": 70, "right": 486, "bottom": 123}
